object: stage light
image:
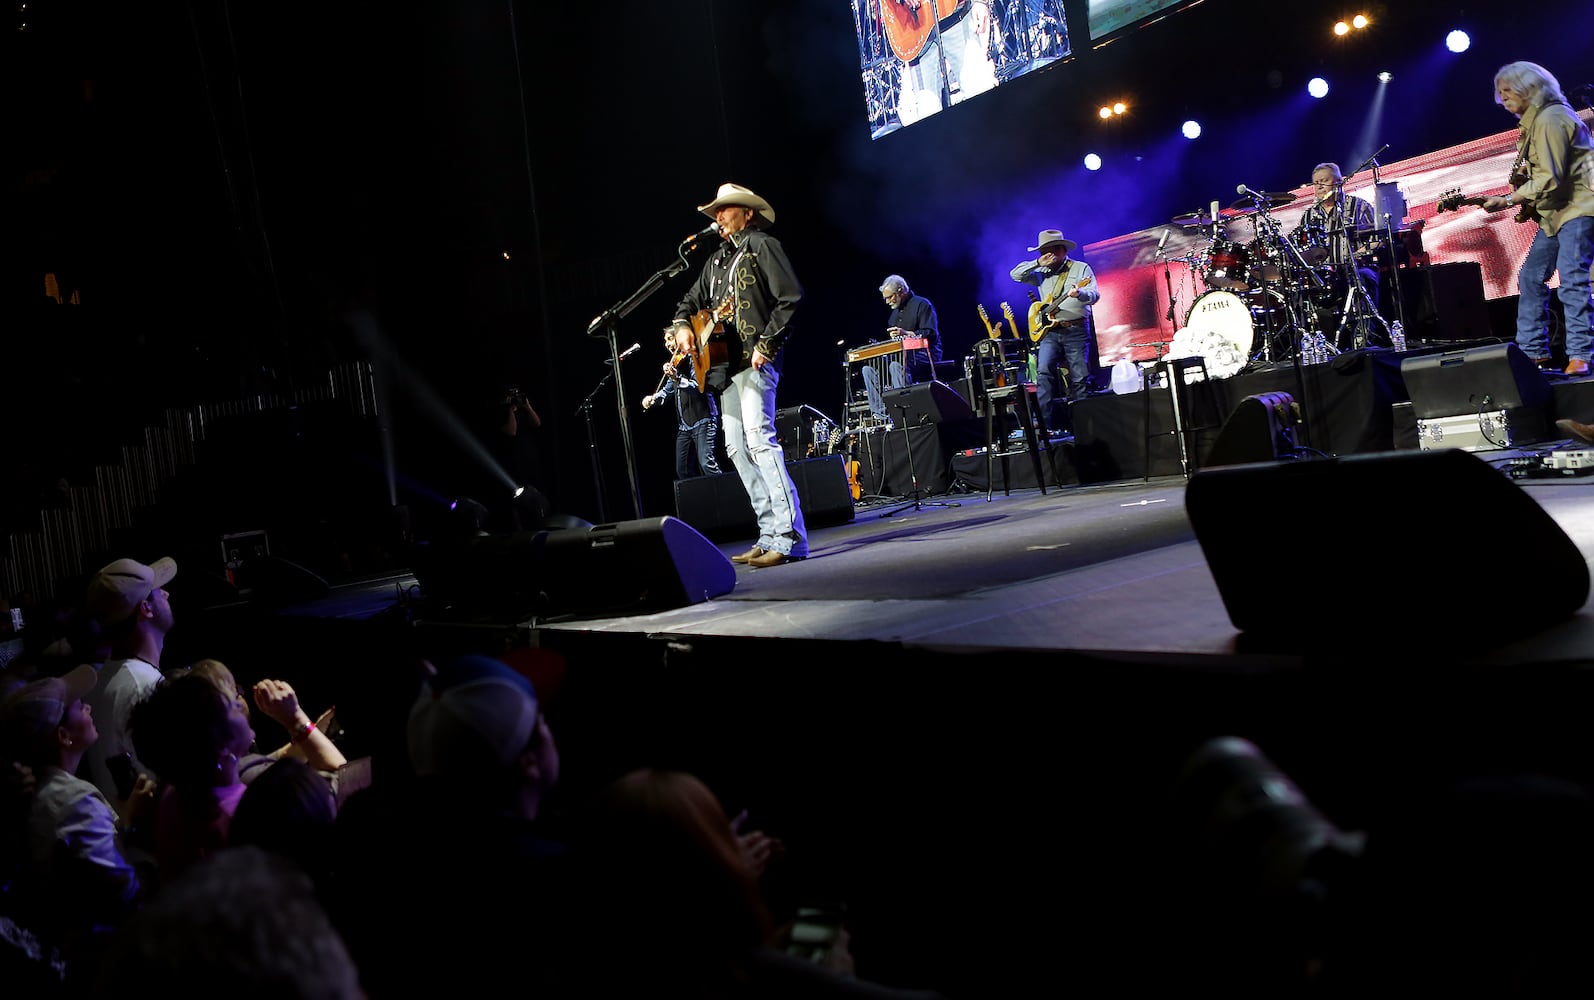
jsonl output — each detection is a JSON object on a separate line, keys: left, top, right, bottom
{"left": 1307, "top": 77, "right": 1330, "bottom": 99}
{"left": 1333, "top": 20, "right": 1349, "bottom": 36}
{"left": 1112, "top": 101, "right": 1126, "bottom": 115}
{"left": 1084, "top": 153, "right": 1102, "bottom": 171}
{"left": 1352, "top": 14, "right": 1368, "bottom": 29}
{"left": 1182, "top": 120, "right": 1202, "bottom": 139}
{"left": 1377, "top": 71, "right": 1392, "bottom": 83}
{"left": 1098, "top": 106, "right": 1112, "bottom": 119}
{"left": 1445, "top": 29, "right": 1470, "bottom": 53}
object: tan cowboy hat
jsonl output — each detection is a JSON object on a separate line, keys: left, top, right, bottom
{"left": 697, "top": 183, "right": 776, "bottom": 226}
{"left": 1028, "top": 229, "right": 1076, "bottom": 253}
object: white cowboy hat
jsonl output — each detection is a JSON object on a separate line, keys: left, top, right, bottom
{"left": 697, "top": 183, "right": 776, "bottom": 226}
{"left": 1028, "top": 229, "right": 1076, "bottom": 253}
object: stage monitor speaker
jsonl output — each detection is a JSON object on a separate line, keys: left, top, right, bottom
{"left": 673, "top": 455, "right": 856, "bottom": 541}
{"left": 1186, "top": 449, "right": 1589, "bottom": 651}
{"left": 412, "top": 516, "right": 735, "bottom": 620}
{"left": 1203, "top": 392, "right": 1299, "bottom": 468}
{"left": 882, "top": 380, "right": 974, "bottom": 426}
{"left": 1400, "top": 342, "right": 1551, "bottom": 420}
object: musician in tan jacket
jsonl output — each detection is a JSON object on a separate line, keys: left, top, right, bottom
{"left": 1481, "top": 61, "right": 1594, "bottom": 375}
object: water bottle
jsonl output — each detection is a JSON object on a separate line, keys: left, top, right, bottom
{"left": 1388, "top": 320, "right": 1407, "bottom": 352}
{"left": 1111, "top": 356, "right": 1141, "bottom": 394}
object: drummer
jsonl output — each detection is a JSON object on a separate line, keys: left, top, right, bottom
{"left": 1297, "top": 161, "right": 1381, "bottom": 312}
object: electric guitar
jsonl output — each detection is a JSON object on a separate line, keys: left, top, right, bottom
{"left": 976, "top": 303, "right": 1004, "bottom": 340}
{"left": 1000, "top": 302, "right": 1022, "bottom": 342}
{"left": 881, "top": 0, "right": 965, "bottom": 63}
{"left": 1028, "top": 276, "right": 1094, "bottom": 342}
{"left": 1436, "top": 187, "right": 1531, "bottom": 224}
{"left": 688, "top": 297, "right": 735, "bottom": 393}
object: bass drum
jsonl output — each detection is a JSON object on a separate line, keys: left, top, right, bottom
{"left": 1175, "top": 289, "right": 1255, "bottom": 379}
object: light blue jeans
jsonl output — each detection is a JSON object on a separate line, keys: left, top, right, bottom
{"left": 1515, "top": 216, "right": 1594, "bottom": 363}
{"left": 721, "top": 365, "right": 808, "bottom": 558}
{"left": 860, "top": 360, "right": 909, "bottom": 419}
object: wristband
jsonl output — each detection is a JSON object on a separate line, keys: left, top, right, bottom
{"left": 290, "top": 720, "right": 316, "bottom": 743}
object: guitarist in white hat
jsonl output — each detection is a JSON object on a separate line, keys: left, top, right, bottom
{"left": 670, "top": 183, "right": 808, "bottom": 568}
{"left": 1011, "top": 229, "right": 1099, "bottom": 433}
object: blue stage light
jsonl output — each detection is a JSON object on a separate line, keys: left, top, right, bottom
{"left": 1445, "top": 29, "right": 1470, "bottom": 53}
{"left": 1084, "top": 153, "right": 1102, "bottom": 171}
{"left": 1182, "top": 120, "right": 1202, "bottom": 140}
{"left": 1307, "top": 77, "right": 1330, "bottom": 99}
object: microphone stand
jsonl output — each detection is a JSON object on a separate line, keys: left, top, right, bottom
{"left": 585, "top": 237, "right": 704, "bottom": 520}
{"left": 1368, "top": 155, "right": 1410, "bottom": 345}
{"left": 576, "top": 368, "right": 617, "bottom": 523}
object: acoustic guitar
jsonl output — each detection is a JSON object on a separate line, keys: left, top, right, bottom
{"left": 688, "top": 297, "right": 735, "bottom": 393}
{"left": 1027, "top": 276, "right": 1094, "bottom": 342}
{"left": 882, "top": 0, "right": 965, "bottom": 63}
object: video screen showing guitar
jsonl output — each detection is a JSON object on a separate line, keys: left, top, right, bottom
{"left": 855, "top": 0, "right": 1071, "bottom": 139}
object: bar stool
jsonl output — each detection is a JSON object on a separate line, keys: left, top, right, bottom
{"left": 972, "top": 340, "right": 1057, "bottom": 500}
{"left": 1143, "top": 355, "right": 1221, "bottom": 480}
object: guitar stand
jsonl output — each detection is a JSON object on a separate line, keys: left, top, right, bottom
{"left": 878, "top": 404, "right": 961, "bottom": 517}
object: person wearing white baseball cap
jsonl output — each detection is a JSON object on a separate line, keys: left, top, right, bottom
{"left": 81, "top": 556, "right": 177, "bottom": 803}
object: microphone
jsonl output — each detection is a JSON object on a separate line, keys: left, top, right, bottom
{"left": 1156, "top": 228, "right": 1171, "bottom": 252}
{"left": 1235, "top": 183, "right": 1267, "bottom": 199}
{"left": 682, "top": 221, "right": 721, "bottom": 242}
{"left": 619, "top": 342, "right": 641, "bottom": 360}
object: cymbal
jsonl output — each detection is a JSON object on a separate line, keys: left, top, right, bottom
{"left": 1172, "top": 210, "right": 1220, "bottom": 227}
{"left": 1229, "top": 191, "right": 1295, "bottom": 210}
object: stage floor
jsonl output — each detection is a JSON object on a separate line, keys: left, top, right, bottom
{"left": 537, "top": 446, "right": 1594, "bottom": 668}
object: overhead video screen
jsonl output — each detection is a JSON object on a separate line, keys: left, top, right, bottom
{"left": 1086, "top": 0, "right": 1201, "bottom": 43}
{"left": 854, "top": 0, "right": 1071, "bottom": 139}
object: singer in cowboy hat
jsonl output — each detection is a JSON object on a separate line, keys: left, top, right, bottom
{"left": 670, "top": 183, "right": 807, "bottom": 568}
{"left": 1011, "top": 229, "right": 1099, "bottom": 434}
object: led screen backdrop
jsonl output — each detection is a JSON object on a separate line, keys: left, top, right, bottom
{"left": 1072, "top": 116, "right": 1579, "bottom": 365}
{"left": 1086, "top": 0, "right": 1199, "bottom": 43}
{"left": 854, "top": 0, "right": 1070, "bottom": 139}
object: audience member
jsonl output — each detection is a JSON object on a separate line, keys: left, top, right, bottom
{"left": 331, "top": 654, "right": 564, "bottom": 996}
{"left": 81, "top": 556, "right": 177, "bottom": 803}
{"left": 95, "top": 845, "right": 362, "bottom": 1000}
{"left": 228, "top": 756, "right": 338, "bottom": 893}
{"left": 128, "top": 671, "right": 261, "bottom": 879}
{"left": 0, "top": 665, "right": 151, "bottom": 978}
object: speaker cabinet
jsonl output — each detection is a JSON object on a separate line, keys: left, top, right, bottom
{"left": 673, "top": 455, "right": 856, "bottom": 541}
{"left": 1203, "top": 392, "right": 1300, "bottom": 468}
{"left": 411, "top": 516, "right": 735, "bottom": 620}
{"left": 1396, "top": 262, "right": 1490, "bottom": 343}
{"left": 1186, "top": 449, "right": 1589, "bottom": 650}
{"left": 881, "top": 381, "right": 975, "bottom": 426}
{"left": 776, "top": 405, "right": 829, "bottom": 464}
{"left": 1401, "top": 342, "right": 1551, "bottom": 419}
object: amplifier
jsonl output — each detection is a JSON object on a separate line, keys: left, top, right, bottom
{"left": 1415, "top": 408, "right": 1549, "bottom": 452}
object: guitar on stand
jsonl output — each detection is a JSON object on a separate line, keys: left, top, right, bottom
{"left": 977, "top": 303, "right": 1008, "bottom": 340}
{"left": 1001, "top": 301, "right": 1035, "bottom": 384}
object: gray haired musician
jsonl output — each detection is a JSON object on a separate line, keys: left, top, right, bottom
{"left": 1298, "top": 162, "right": 1381, "bottom": 320}
{"left": 861, "top": 274, "right": 943, "bottom": 421}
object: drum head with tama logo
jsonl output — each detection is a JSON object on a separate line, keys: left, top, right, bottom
{"left": 1169, "top": 289, "right": 1255, "bottom": 379}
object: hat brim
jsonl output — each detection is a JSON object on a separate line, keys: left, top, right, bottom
{"left": 149, "top": 556, "right": 177, "bottom": 588}
{"left": 1029, "top": 239, "right": 1077, "bottom": 253}
{"left": 60, "top": 663, "right": 99, "bottom": 702}
{"left": 697, "top": 196, "right": 776, "bottom": 226}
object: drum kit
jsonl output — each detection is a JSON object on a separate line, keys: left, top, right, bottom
{"left": 1158, "top": 188, "right": 1392, "bottom": 373}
